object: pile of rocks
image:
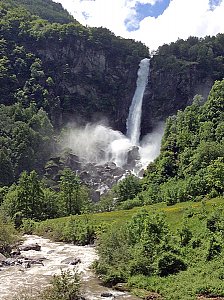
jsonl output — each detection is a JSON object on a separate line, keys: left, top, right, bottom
{"left": 0, "top": 243, "right": 43, "bottom": 269}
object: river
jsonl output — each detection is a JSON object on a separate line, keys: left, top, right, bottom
{"left": 0, "top": 235, "right": 140, "bottom": 300}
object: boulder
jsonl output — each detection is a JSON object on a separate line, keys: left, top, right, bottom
{"left": 113, "top": 283, "right": 129, "bottom": 292}
{"left": 61, "top": 257, "right": 81, "bottom": 265}
{"left": 11, "top": 249, "right": 21, "bottom": 256}
{"left": 100, "top": 292, "right": 113, "bottom": 297}
{"left": 3, "top": 258, "right": 16, "bottom": 266}
{"left": 19, "top": 243, "right": 41, "bottom": 251}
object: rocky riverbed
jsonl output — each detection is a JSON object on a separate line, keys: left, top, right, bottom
{"left": 0, "top": 235, "right": 140, "bottom": 300}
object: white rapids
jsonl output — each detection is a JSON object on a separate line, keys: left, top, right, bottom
{"left": 0, "top": 235, "right": 140, "bottom": 300}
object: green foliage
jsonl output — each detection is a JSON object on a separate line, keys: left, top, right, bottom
{"left": 0, "top": 103, "right": 54, "bottom": 186}
{"left": 1, "top": 172, "right": 56, "bottom": 221}
{"left": 157, "top": 252, "right": 187, "bottom": 276}
{"left": 91, "top": 198, "right": 224, "bottom": 299}
{"left": 16, "top": 170, "right": 43, "bottom": 219}
{"left": 0, "top": 1, "right": 148, "bottom": 129}
{"left": 0, "top": 214, "right": 19, "bottom": 254}
{"left": 59, "top": 168, "right": 90, "bottom": 216}
{"left": 7, "top": 0, "right": 74, "bottom": 24}
{"left": 94, "top": 191, "right": 115, "bottom": 212}
{"left": 155, "top": 34, "right": 224, "bottom": 80}
{"left": 41, "top": 270, "right": 81, "bottom": 300}
{"left": 142, "top": 79, "right": 224, "bottom": 205}
{"left": 35, "top": 215, "right": 96, "bottom": 245}
{"left": 113, "top": 175, "right": 142, "bottom": 203}
{"left": 95, "top": 209, "right": 185, "bottom": 285}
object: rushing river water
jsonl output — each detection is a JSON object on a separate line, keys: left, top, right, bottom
{"left": 0, "top": 235, "right": 140, "bottom": 300}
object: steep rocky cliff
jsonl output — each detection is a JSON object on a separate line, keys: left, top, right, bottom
{"left": 34, "top": 32, "right": 224, "bottom": 135}
{"left": 141, "top": 59, "right": 213, "bottom": 134}
{"left": 32, "top": 32, "right": 146, "bottom": 131}
{"left": 1, "top": 1, "right": 224, "bottom": 137}
{"left": 141, "top": 36, "right": 224, "bottom": 135}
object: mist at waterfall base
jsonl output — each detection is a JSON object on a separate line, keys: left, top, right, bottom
{"left": 61, "top": 58, "right": 164, "bottom": 176}
{"left": 62, "top": 122, "right": 164, "bottom": 175}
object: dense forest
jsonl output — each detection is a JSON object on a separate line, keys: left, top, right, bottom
{"left": 7, "top": 0, "right": 74, "bottom": 23}
{"left": 0, "top": 0, "right": 223, "bottom": 298}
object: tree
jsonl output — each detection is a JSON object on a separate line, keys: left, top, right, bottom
{"left": 16, "top": 170, "right": 43, "bottom": 219}
{"left": 60, "top": 168, "right": 82, "bottom": 215}
{"left": 0, "top": 147, "right": 14, "bottom": 186}
{"left": 113, "top": 174, "right": 141, "bottom": 202}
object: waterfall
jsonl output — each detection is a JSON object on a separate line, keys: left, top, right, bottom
{"left": 126, "top": 58, "right": 150, "bottom": 145}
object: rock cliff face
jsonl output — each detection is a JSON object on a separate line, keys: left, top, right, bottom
{"left": 33, "top": 37, "right": 217, "bottom": 136}
{"left": 29, "top": 35, "right": 145, "bottom": 131}
{"left": 141, "top": 59, "right": 214, "bottom": 135}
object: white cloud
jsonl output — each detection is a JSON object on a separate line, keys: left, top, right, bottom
{"left": 54, "top": 0, "right": 224, "bottom": 50}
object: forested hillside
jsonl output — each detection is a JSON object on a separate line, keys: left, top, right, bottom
{"left": 5, "top": 0, "right": 74, "bottom": 23}
{"left": 142, "top": 79, "right": 224, "bottom": 203}
{"left": 0, "top": 0, "right": 148, "bottom": 132}
{"left": 142, "top": 34, "right": 224, "bottom": 133}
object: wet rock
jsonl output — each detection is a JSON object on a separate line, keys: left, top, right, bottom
{"left": 17, "top": 257, "right": 45, "bottom": 266}
{"left": 3, "top": 258, "right": 16, "bottom": 266}
{"left": 70, "top": 258, "right": 81, "bottom": 265}
{"left": 89, "top": 189, "right": 100, "bottom": 202}
{"left": 19, "top": 243, "right": 41, "bottom": 251}
{"left": 11, "top": 249, "right": 21, "bottom": 256}
{"left": 61, "top": 257, "right": 81, "bottom": 265}
{"left": 47, "top": 250, "right": 55, "bottom": 254}
{"left": 64, "top": 153, "right": 82, "bottom": 170}
{"left": 138, "top": 168, "right": 144, "bottom": 177}
{"left": 113, "top": 283, "right": 130, "bottom": 292}
{"left": 101, "top": 292, "right": 113, "bottom": 297}
{"left": 127, "top": 146, "right": 140, "bottom": 163}
{"left": 124, "top": 146, "right": 141, "bottom": 170}
{"left": 22, "top": 261, "right": 31, "bottom": 268}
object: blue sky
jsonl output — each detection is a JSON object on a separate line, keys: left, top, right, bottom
{"left": 136, "top": 0, "right": 171, "bottom": 19}
{"left": 125, "top": 0, "right": 171, "bottom": 30}
{"left": 209, "top": 0, "right": 222, "bottom": 10}
{"left": 54, "top": 0, "right": 224, "bottom": 50}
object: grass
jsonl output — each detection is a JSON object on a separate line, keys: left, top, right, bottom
{"left": 34, "top": 196, "right": 224, "bottom": 239}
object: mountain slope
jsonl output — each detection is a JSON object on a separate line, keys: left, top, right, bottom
{"left": 3, "top": 0, "right": 74, "bottom": 23}
{"left": 140, "top": 78, "right": 224, "bottom": 205}
{"left": 0, "top": 1, "right": 148, "bottom": 130}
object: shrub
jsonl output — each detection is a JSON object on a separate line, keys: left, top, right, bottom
{"left": 41, "top": 269, "right": 81, "bottom": 300}
{"left": 157, "top": 253, "right": 187, "bottom": 276}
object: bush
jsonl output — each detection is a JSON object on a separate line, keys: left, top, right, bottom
{"left": 0, "top": 215, "right": 19, "bottom": 254}
{"left": 117, "top": 197, "right": 143, "bottom": 210}
{"left": 157, "top": 253, "right": 187, "bottom": 276}
{"left": 21, "top": 218, "right": 36, "bottom": 234}
{"left": 41, "top": 270, "right": 81, "bottom": 300}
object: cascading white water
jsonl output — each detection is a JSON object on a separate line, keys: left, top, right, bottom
{"left": 62, "top": 57, "right": 163, "bottom": 176}
{"left": 126, "top": 58, "right": 150, "bottom": 145}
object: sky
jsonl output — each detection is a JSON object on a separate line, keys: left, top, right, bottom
{"left": 53, "top": 0, "right": 224, "bottom": 50}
